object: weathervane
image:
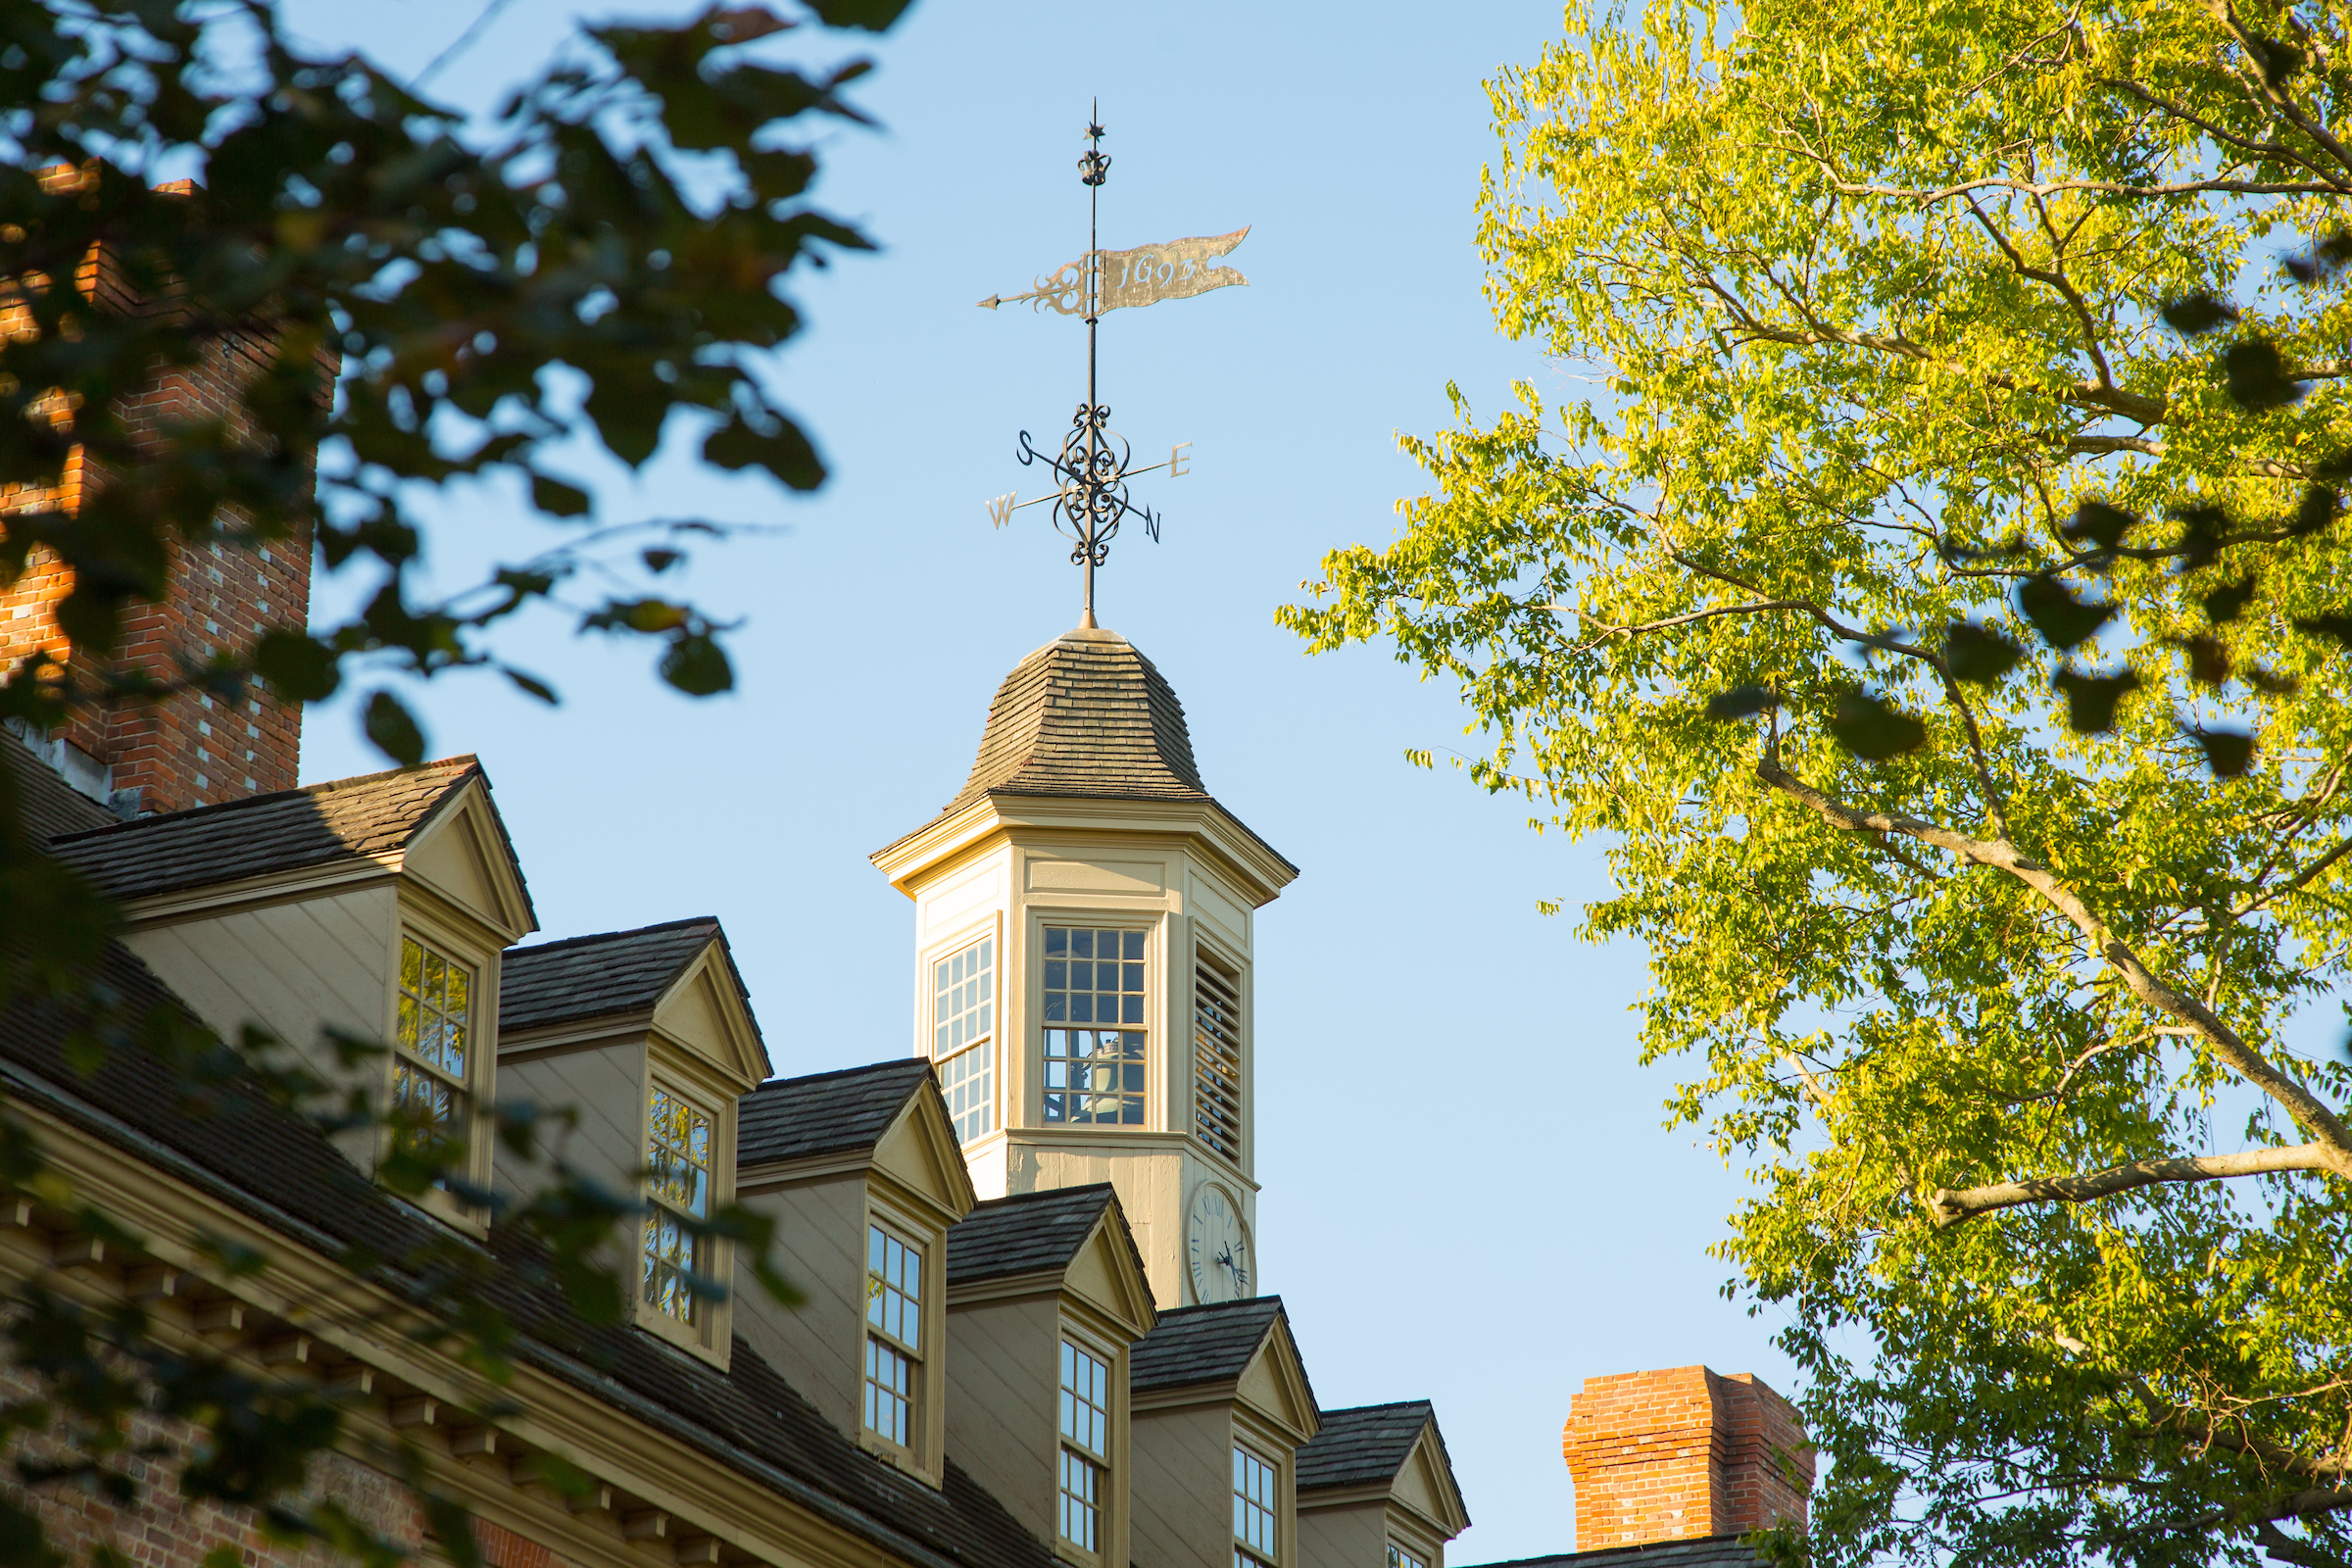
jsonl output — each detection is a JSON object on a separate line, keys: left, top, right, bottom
{"left": 979, "top": 104, "right": 1250, "bottom": 628}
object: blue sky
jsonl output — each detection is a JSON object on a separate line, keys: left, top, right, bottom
{"left": 276, "top": 1, "right": 1799, "bottom": 1557}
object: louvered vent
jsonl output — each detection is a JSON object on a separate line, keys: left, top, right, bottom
{"left": 1192, "top": 958, "right": 1243, "bottom": 1161}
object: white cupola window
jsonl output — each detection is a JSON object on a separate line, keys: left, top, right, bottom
{"left": 1042, "top": 926, "right": 1147, "bottom": 1126}
{"left": 934, "top": 936, "right": 996, "bottom": 1142}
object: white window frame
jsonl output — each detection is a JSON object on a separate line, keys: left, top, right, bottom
{"left": 862, "top": 1220, "right": 924, "bottom": 1452}
{"left": 1233, "top": 1441, "right": 1280, "bottom": 1568}
{"left": 931, "top": 931, "right": 998, "bottom": 1144}
{"left": 1056, "top": 1334, "right": 1113, "bottom": 1558}
{"left": 1038, "top": 919, "right": 1154, "bottom": 1130}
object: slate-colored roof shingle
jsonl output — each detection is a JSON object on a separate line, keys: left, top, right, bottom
{"left": 947, "top": 1185, "right": 1139, "bottom": 1288}
{"left": 501, "top": 917, "right": 745, "bottom": 1037}
{"left": 47, "top": 755, "right": 517, "bottom": 907}
{"left": 0, "top": 942, "right": 1054, "bottom": 1568}
{"left": 6, "top": 731, "right": 116, "bottom": 843}
{"left": 1463, "top": 1538, "right": 1765, "bottom": 1568}
{"left": 738, "top": 1059, "right": 937, "bottom": 1166}
{"left": 1296, "top": 1401, "right": 1437, "bottom": 1493}
{"left": 1129, "top": 1297, "right": 1298, "bottom": 1395}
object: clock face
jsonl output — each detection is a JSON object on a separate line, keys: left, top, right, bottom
{"left": 1186, "top": 1182, "right": 1252, "bottom": 1304}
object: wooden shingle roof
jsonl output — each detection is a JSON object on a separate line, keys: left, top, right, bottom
{"left": 501, "top": 916, "right": 735, "bottom": 1036}
{"left": 1129, "top": 1296, "right": 1301, "bottom": 1395}
{"left": 943, "top": 627, "right": 1208, "bottom": 813}
{"left": 48, "top": 755, "right": 510, "bottom": 906}
{"left": 1463, "top": 1539, "right": 1766, "bottom": 1568}
{"left": 946, "top": 1184, "right": 1143, "bottom": 1288}
{"left": 1296, "top": 1400, "right": 1439, "bottom": 1493}
{"left": 737, "top": 1059, "right": 938, "bottom": 1166}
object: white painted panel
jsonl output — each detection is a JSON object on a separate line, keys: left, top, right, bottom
{"left": 1027, "top": 857, "right": 1166, "bottom": 896}
{"left": 923, "top": 859, "right": 1006, "bottom": 935}
{"left": 1188, "top": 871, "right": 1250, "bottom": 949}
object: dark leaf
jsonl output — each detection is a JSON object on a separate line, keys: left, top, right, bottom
{"left": 2180, "top": 636, "right": 2231, "bottom": 686}
{"left": 529, "top": 473, "right": 591, "bottom": 517}
{"left": 1704, "top": 685, "right": 1779, "bottom": 719}
{"left": 2160, "top": 294, "right": 2238, "bottom": 335}
{"left": 502, "top": 667, "right": 559, "bottom": 705}
{"left": 362, "top": 691, "right": 425, "bottom": 766}
{"left": 800, "top": 0, "right": 916, "bottom": 29}
{"left": 2248, "top": 31, "right": 2303, "bottom": 88}
{"left": 2223, "top": 339, "right": 2304, "bottom": 411}
{"left": 1826, "top": 693, "right": 1927, "bottom": 760}
{"left": 703, "top": 412, "right": 824, "bottom": 491}
{"left": 660, "top": 632, "right": 733, "bottom": 696}
{"left": 2284, "top": 231, "right": 2352, "bottom": 284}
{"left": 2061, "top": 500, "right": 2138, "bottom": 551}
{"left": 1944, "top": 621, "right": 2021, "bottom": 685}
{"left": 2246, "top": 665, "right": 2302, "bottom": 696}
{"left": 2202, "top": 574, "right": 2258, "bottom": 624}
{"left": 2174, "top": 505, "right": 2230, "bottom": 570}
{"left": 2295, "top": 612, "right": 2352, "bottom": 645}
{"left": 642, "top": 548, "right": 682, "bottom": 573}
{"left": 2017, "top": 577, "right": 2115, "bottom": 650}
{"left": 251, "top": 630, "right": 340, "bottom": 702}
{"left": 2053, "top": 667, "right": 2141, "bottom": 733}
{"left": 2193, "top": 726, "right": 2257, "bottom": 777}
{"left": 2293, "top": 484, "right": 2338, "bottom": 537}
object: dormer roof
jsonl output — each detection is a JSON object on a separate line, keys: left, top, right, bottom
{"left": 502, "top": 916, "right": 773, "bottom": 1090}
{"left": 1298, "top": 1400, "right": 1472, "bottom": 1535}
{"left": 739, "top": 1058, "right": 938, "bottom": 1165}
{"left": 946, "top": 1185, "right": 1156, "bottom": 1340}
{"left": 1129, "top": 1297, "right": 1320, "bottom": 1444}
{"left": 47, "top": 755, "right": 534, "bottom": 935}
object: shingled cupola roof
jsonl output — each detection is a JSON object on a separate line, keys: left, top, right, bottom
{"left": 944, "top": 626, "right": 1207, "bottom": 813}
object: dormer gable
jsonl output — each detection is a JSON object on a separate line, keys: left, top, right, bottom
{"left": 1130, "top": 1297, "right": 1319, "bottom": 1441}
{"left": 42, "top": 757, "right": 535, "bottom": 1224}
{"left": 946, "top": 1184, "right": 1156, "bottom": 1338}
{"left": 1295, "top": 1402, "right": 1470, "bottom": 1568}
{"left": 496, "top": 917, "right": 768, "bottom": 1369}
{"left": 732, "top": 1059, "right": 975, "bottom": 1487}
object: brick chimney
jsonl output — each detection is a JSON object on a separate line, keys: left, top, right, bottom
{"left": 0, "top": 180, "right": 318, "bottom": 817}
{"left": 1560, "top": 1366, "right": 1814, "bottom": 1549}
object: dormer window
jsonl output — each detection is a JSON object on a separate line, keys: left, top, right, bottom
{"left": 1388, "top": 1544, "right": 1427, "bottom": 1568}
{"left": 1058, "top": 1338, "right": 1112, "bottom": 1553}
{"left": 864, "top": 1224, "right": 923, "bottom": 1447}
{"left": 1233, "top": 1445, "right": 1279, "bottom": 1568}
{"left": 394, "top": 935, "right": 473, "bottom": 1152}
{"left": 1043, "top": 927, "right": 1147, "bottom": 1126}
{"left": 934, "top": 937, "right": 996, "bottom": 1142}
{"left": 644, "top": 1083, "right": 713, "bottom": 1324}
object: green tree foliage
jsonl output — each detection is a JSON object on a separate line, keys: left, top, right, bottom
{"left": 0, "top": 2, "right": 903, "bottom": 1564}
{"left": 1281, "top": 6, "right": 2352, "bottom": 1565}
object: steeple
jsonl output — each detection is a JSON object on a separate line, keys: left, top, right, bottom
{"left": 872, "top": 626, "right": 1296, "bottom": 1309}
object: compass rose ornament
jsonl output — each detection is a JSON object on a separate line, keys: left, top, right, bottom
{"left": 978, "top": 107, "right": 1250, "bottom": 628}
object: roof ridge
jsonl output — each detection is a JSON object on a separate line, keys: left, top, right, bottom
{"left": 509, "top": 914, "right": 721, "bottom": 958}
{"left": 1145, "top": 1293, "right": 1285, "bottom": 1320}
{"left": 1315, "top": 1399, "right": 1433, "bottom": 1416}
{"left": 49, "top": 755, "right": 478, "bottom": 845}
{"left": 750, "top": 1056, "right": 934, "bottom": 1098}
{"left": 963, "top": 1182, "right": 1116, "bottom": 1210}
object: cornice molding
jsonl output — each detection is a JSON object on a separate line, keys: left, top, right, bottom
{"left": 872, "top": 795, "right": 1296, "bottom": 906}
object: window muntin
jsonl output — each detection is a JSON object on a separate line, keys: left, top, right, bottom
{"left": 1044, "top": 927, "right": 1149, "bottom": 1126}
{"left": 643, "top": 1084, "right": 712, "bottom": 1324}
{"left": 1388, "top": 1545, "right": 1426, "bottom": 1568}
{"left": 1058, "top": 1340, "right": 1110, "bottom": 1551}
{"left": 393, "top": 936, "right": 471, "bottom": 1149}
{"left": 864, "top": 1224, "right": 922, "bottom": 1447}
{"left": 1193, "top": 957, "right": 1242, "bottom": 1160}
{"left": 1233, "top": 1445, "right": 1278, "bottom": 1567}
{"left": 934, "top": 938, "right": 995, "bottom": 1143}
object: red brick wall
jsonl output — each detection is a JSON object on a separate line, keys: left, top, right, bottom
{"left": 1559, "top": 1366, "right": 1814, "bottom": 1550}
{"left": 0, "top": 235, "right": 318, "bottom": 816}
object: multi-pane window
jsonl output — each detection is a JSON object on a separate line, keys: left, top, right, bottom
{"left": 1193, "top": 957, "right": 1243, "bottom": 1160}
{"left": 935, "top": 938, "right": 995, "bottom": 1143}
{"left": 1058, "top": 1340, "right": 1110, "bottom": 1552}
{"left": 1388, "top": 1545, "right": 1427, "bottom": 1568}
{"left": 643, "top": 1085, "right": 712, "bottom": 1324}
{"left": 1233, "top": 1446, "right": 1279, "bottom": 1568}
{"left": 1043, "top": 927, "right": 1147, "bottom": 1126}
{"left": 864, "top": 1225, "right": 922, "bottom": 1447}
{"left": 393, "top": 936, "right": 471, "bottom": 1152}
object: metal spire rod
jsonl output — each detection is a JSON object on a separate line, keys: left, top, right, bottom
{"left": 1080, "top": 102, "right": 1105, "bottom": 628}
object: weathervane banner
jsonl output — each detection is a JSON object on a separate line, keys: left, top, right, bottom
{"left": 1094, "top": 228, "right": 1250, "bottom": 312}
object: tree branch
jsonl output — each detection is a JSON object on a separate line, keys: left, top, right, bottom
{"left": 1927, "top": 1143, "right": 2334, "bottom": 1225}
{"left": 1753, "top": 755, "right": 2352, "bottom": 1169}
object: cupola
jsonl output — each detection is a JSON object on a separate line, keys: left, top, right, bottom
{"left": 872, "top": 626, "right": 1296, "bottom": 1310}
